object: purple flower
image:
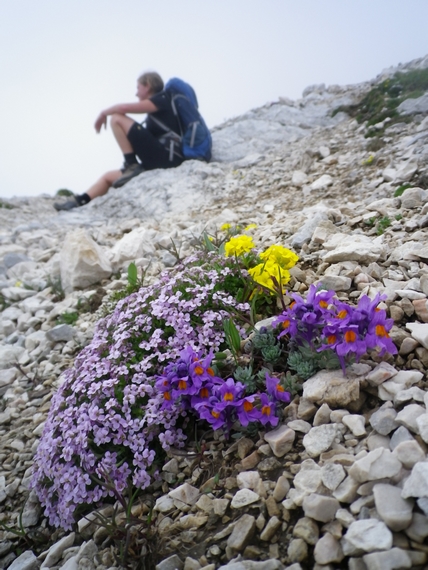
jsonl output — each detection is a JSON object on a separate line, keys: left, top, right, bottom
{"left": 319, "top": 324, "right": 341, "bottom": 351}
{"left": 274, "top": 312, "right": 299, "bottom": 339}
{"left": 237, "top": 396, "right": 262, "bottom": 426}
{"left": 275, "top": 284, "right": 336, "bottom": 345}
{"left": 195, "top": 397, "right": 228, "bottom": 431}
{"left": 215, "top": 378, "right": 246, "bottom": 409}
{"left": 335, "top": 324, "right": 368, "bottom": 372}
{"left": 193, "top": 377, "right": 251, "bottom": 433}
{"left": 365, "top": 310, "right": 397, "bottom": 355}
{"left": 265, "top": 373, "right": 291, "bottom": 404}
{"left": 258, "top": 394, "right": 279, "bottom": 427}
{"left": 190, "top": 385, "right": 213, "bottom": 408}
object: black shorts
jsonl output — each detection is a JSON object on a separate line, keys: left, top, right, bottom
{"left": 127, "top": 123, "right": 183, "bottom": 170}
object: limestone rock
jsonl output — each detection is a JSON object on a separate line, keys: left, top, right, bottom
{"left": 46, "top": 324, "right": 75, "bottom": 342}
{"left": 302, "top": 424, "right": 337, "bottom": 457}
{"left": 311, "top": 174, "right": 333, "bottom": 190}
{"left": 292, "top": 170, "right": 308, "bottom": 187}
{"left": 287, "top": 538, "right": 308, "bottom": 563}
{"left": 302, "top": 369, "right": 360, "bottom": 407}
{"left": 291, "top": 211, "right": 329, "bottom": 249}
{"left": 231, "top": 489, "right": 260, "bottom": 509}
{"left": 398, "top": 92, "right": 428, "bottom": 115}
{"left": 363, "top": 548, "right": 411, "bottom": 570}
{"left": 366, "top": 362, "right": 397, "bottom": 386}
{"left": 349, "top": 448, "right": 402, "bottom": 483}
{"left": 333, "top": 476, "right": 360, "bottom": 504}
{"left": 259, "top": 515, "right": 281, "bottom": 541}
{"left": 401, "top": 462, "right": 428, "bottom": 499}
{"left": 313, "top": 402, "right": 331, "bottom": 426}
{"left": 236, "top": 472, "right": 260, "bottom": 490}
{"left": 343, "top": 519, "right": 393, "bottom": 554}
{"left": 0, "top": 345, "right": 25, "bottom": 369}
{"left": 272, "top": 475, "right": 290, "bottom": 501}
{"left": 395, "top": 403, "right": 426, "bottom": 433}
{"left": 378, "top": 369, "right": 423, "bottom": 400}
{"left": 0, "top": 368, "right": 18, "bottom": 387}
{"left": 373, "top": 484, "right": 414, "bottom": 531}
{"left": 302, "top": 493, "right": 340, "bottom": 522}
{"left": 321, "top": 462, "right": 346, "bottom": 491}
{"left": 109, "top": 226, "right": 156, "bottom": 266}
{"left": 416, "top": 413, "right": 428, "bottom": 443}
{"left": 292, "top": 516, "right": 319, "bottom": 545}
{"left": 404, "top": 511, "right": 428, "bottom": 543}
{"left": 227, "top": 514, "right": 256, "bottom": 551}
{"left": 41, "top": 533, "right": 75, "bottom": 568}
{"left": 406, "top": 322, "right": 428, "bottom": 348}
{"left": 156, "top": 554, "right": 184, "bottom": 570}
{"left": 369, "top": 403, "right": 398, "bottom": 435}
{"left": 264, "top": 424, "right": 295, "bottom": 457}
{"left": 314, "top": 532, "right": 344, "bottom": 565}
{"left": 390, "top": 425, "right": 414, "bottom": 450}
{"left": 8, "top": 551, "right": 39, "bottom": 570}
{"left": 293, "top": 459, "right": 322, "bottom": 494}
{"left": 401, "top": 187, "right": 427, "bottom": 209}
{"left": 342, "top": 414, "right": 366, "bottom": 437}
{"left": 392, "top": 439, "right": 426, "bottom": 469}
{"left": 322, "top": 235, "right": 385, "bottom": 264}
{"left": 168, "top": 483, "right": 200, "bottom": 506}
{"left": 60, "top": 229, "right": 112, "bottom": 293}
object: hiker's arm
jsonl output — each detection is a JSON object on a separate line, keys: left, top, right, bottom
{"left": 94, "top": 100, "right": 158, "bottom": 132}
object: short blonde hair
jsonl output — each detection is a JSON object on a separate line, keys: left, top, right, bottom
{"left": 138, "top": 71, "right": 164, "bottom": 94}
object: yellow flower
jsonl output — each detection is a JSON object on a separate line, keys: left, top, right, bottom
{"left": 220, "top": 223, "right": 232, "bottom": 231}
{"left": 244, "top": 223, "right": 257, "bottom": 231}
{"left": 362, "top": 155, "right": 374, "bottom": 166}
{"left": 259, "top": 245, "right": 298, "bottom": 270}
{"left": 248, "top": 260, "right": 291, "bottom": 293}
{"left": 224, "top": 235, "right": 255, "bottom": 257}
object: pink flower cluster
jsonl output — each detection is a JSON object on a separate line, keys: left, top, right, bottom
{"left": 31, "top": 254, "right": 250, "bottom": 529}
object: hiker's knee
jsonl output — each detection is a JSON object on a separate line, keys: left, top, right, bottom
{"left": 110, "top": 113, "right": 124, "bottom": 128}
{"left": 110, "top": 113, "right": 135, "bottom": 136}
{"left": 110, "top": 113, "right": 132, "bottom": 125}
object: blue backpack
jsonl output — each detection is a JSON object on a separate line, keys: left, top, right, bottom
{"left": 164, "top": 78, "right": 212, "bottom": 162}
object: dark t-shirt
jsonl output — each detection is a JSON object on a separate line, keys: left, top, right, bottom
{"left": 146, "top": 91, "right": 180, "bottom": 138}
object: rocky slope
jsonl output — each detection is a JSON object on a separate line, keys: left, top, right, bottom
{"left": 1, "top": 54, "right": 428, "bottom": 570}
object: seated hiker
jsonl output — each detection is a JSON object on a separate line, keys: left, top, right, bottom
{"left": 54, "top": 71, "right": 184, "bottom": 211}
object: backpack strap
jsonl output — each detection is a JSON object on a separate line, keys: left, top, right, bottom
{"left": 170, "top": 93, "right": 186, "bottom": 137}
{"left": 189, "top": 122, "right": 198, "bottom": 147}
{"left": 169, "top": 92, "right": 202, "bottom": 148}
{"left": 148, "top": 115, "right": 183, "bottom": 161}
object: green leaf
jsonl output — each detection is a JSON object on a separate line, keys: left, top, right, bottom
{"left": 223, "top": 318, "right": 241, "bottom": 353}
{"left": 202, "top": 232, "right": 217, "bottom": 252}
{"left": 250, "top": 292, "right": 259, "bottom": 326}
{"left": 214, "top": 352, "right": 228, "bottom": 360}
{"left": 127, "top": 262, "right": 138, "bottom": 287}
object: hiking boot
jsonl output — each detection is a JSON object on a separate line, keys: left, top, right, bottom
{"left": 112, "top": 163, "right": 144, "bottom": 188}
{"left": 53, "top": 196, "right": 80, "bottom": 211}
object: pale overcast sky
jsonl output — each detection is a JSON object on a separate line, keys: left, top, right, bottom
{"left": 1, "top": 0, "right": 428, "bottom": 199}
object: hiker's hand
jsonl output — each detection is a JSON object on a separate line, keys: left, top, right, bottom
{"left": 94, "top": 112, "right": 107, "bottom": 133}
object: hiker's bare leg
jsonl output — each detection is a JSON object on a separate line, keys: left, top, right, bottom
{"left": 86, "top": 169, "right": 122, "bottom": 200}
{"left": 110, "top": 114, "right": 135, "bottom": 153}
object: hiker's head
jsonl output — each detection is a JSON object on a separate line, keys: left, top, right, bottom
{"left": 137, "top": 72, "right": 164, "bottom": 98}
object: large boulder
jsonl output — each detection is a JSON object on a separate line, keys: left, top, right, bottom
{"left": 60, "top": 229, "right": 112, "bottom": 294}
